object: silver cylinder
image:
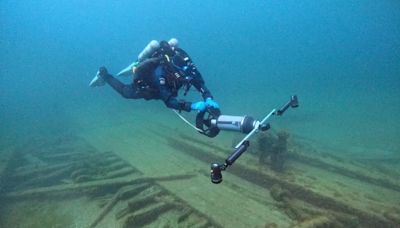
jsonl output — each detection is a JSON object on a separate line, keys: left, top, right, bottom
{"left": 211, "top": 115, "right": 257, "bottom": 134}
{"left": 138, "top": 40, "right": 160, "bottom": 62}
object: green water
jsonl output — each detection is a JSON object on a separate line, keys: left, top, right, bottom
{"left": 1, "top": 0, "right": 399, "bottom": 227}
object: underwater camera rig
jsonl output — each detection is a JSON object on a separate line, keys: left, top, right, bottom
{"left": 195, "top": 95, "right": 299, "bottom": 184}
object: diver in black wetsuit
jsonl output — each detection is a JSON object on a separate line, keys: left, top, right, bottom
{"left": 92, "top": 40, "right": 219, "bottom": 112}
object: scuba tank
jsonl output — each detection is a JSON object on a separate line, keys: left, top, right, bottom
{"left": 138, "top": 40, "right": 160, "bottom": 62}
{"left": 117, "top": 40, "right": 159, "bottom": 76}
{"left": 117, "top": 38, "right": 179, "bottom": 77}
{"left": 168, "top": 38, "right": 178, "bottom": 49}
{"left": 138, "top": 38, "right": 178, "bottom": 61}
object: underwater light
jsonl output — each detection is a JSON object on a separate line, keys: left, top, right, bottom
{"left": 198, "top": 95, "right": 299, "bottom": 184}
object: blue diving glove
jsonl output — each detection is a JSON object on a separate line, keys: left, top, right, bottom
{"left": 191, "top": 101, "right": 206, "bottom": 112}
{"left": 205, "top": 98, "right": 220, "bottom": 109}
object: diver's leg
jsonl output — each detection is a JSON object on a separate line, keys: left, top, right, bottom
{"left": 99, "top": 67, "right": 143, "bottom": 99}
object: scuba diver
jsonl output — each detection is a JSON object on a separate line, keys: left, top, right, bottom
{"left": 90, "top": 39, "right": 299, "bottom": 184}
{"left": 90, "top": 38, "right": 220, "bottom": 113}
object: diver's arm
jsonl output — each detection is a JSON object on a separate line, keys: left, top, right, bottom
{"left": 193, "top": 82, "right": 213, "bottom": 100}
{"left": 175, "top": 48, "right": 214, "bottom": 100}
{"left": 190, "top": 70, "right": 214, "bottom": 100}
{"left": 159, "top": 84, "right": 192, "bottom": 112}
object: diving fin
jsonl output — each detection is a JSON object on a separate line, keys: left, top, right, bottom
{"left": 89, "top": 70, "right": 105, "bottom": 87}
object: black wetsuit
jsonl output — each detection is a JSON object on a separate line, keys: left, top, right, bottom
{"left": 101, "top": 47, "right": 213, "bottom": 112}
